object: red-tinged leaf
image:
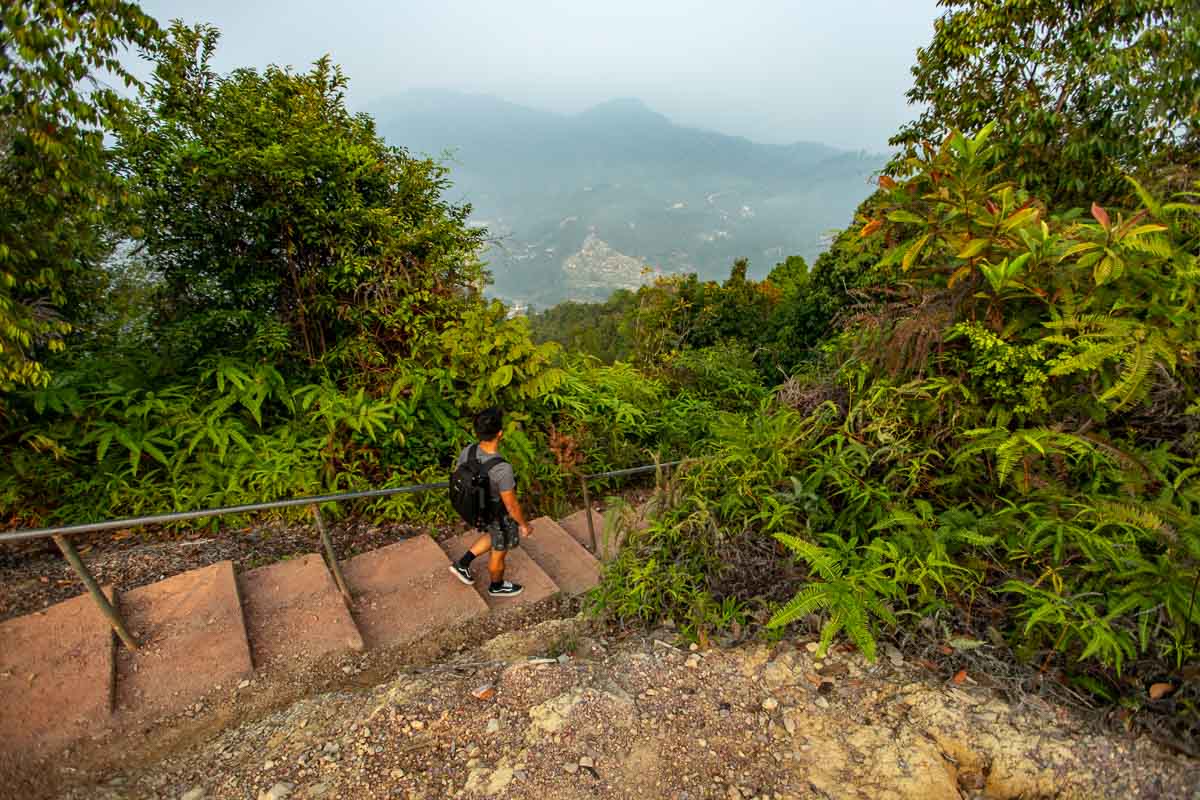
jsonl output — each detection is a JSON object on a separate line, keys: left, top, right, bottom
{"left": 1149, "top": 682, "right": 1174, "bottom": 700}
{"left": 917, "top": 658, "right": 940, "bottom": 671}
{"left": 1091, "top": 202, "right": 1110, "bottom": 229}
{"left": 947, "top": 265, "right": 973, "bottom": 289}
{"left": 952, "top": 669, "right": 968, "bottom": 684}
{"left": 939, "top": 645, "right": 954, "bottom": 655}
{"left": 859, "top": 219, "right": 883, "bottom": 238}
{"left": 878, "top": 175, "right": 897, "bottom": 190}
{"left": 985, "top": 199, "right": 999, "bottom": 216}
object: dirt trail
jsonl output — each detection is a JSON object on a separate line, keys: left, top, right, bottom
{"left": 48, "top": 616, "right": 1197, "bottom": 800}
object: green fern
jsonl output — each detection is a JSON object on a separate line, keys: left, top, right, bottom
{"left": 768, "top": 533, "right": 898, "bottom": 661}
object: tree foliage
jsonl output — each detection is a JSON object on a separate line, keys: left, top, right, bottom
{"left": 115, "top": 23, "right": 487, "bottom": 377}
{"left": 892, "top": 0, "right": 1200, "bottom": 205}
{"left": 0, "top": 0, "right": 159, "bottom": 390}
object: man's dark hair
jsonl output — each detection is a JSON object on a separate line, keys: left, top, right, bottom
{"left": 473, "top": 407, "right": 503, "bottom": 440}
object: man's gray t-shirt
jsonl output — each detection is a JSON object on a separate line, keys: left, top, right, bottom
{"left": 456, "top": 445, "right": 515, "bottom": 499}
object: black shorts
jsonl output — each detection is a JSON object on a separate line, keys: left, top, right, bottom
{"left": 488, "top": 516, "right": 520, "bottom": 551}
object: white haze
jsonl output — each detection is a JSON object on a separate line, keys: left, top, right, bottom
{"left": 136, "top": 0, "right": 942, "bottom": 151}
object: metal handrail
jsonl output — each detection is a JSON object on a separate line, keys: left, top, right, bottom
{"left": 0, "top": 457, "right": 687, "bottom": 651}
{"left": 0, "top": 460, "right": 684, "bottom": 544}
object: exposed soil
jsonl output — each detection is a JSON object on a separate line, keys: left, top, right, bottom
{"left": 43, "top": 616, "right": 1200, "bottom": 800}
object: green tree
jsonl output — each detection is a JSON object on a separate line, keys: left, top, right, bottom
{"left": 115, "top": 23, "right": 486, "bottom": 378}
{"left": 0, "top": 0, "right": 160, "bottom": 390}
{"left": 892, "top": 0, "right": 1200, "bottom": 205}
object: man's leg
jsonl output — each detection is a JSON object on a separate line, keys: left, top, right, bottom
{"left": 488, "top": 549, "right": 507, "bottom": 586}
{"left": 468, "top": 534, "right": 492, "bottom": 558}
{"left": 485, "top": 519, "right": 523, "bottom": 596}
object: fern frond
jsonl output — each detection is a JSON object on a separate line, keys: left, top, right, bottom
{"left": 768, "top": 584, "right": 832, "bottom": 629}
{"left": 1120, "top": 234, "right": 1172, "bottom": 258}
{"left": 1048, "top": 341, "right": 1125, "bottom": 376}
{"left": 1098, "top": 340, "right": 1155, "bottom": 410}
{"left": 1091, "top": 501, "right": 1177, "bottom": 542}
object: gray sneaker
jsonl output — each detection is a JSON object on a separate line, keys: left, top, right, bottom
{"left": 488, "top": 581, "right": 524, "bottom": 597}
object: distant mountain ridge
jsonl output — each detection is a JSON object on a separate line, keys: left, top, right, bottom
{"left": 370, "top": 90, "right": 884, "bottom": 306}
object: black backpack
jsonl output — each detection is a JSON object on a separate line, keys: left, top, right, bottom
{"left": 449, "top": 444, "right": 506, "bottom": 528}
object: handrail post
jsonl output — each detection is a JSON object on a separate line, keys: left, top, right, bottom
{"left": 53, "top": 534, "right": 138, "bottom": 651}
{"left": 578, "top": 473, "right": 597, "bottom": 554}
{"left": 312, "top": 505, "right": 353, "bottom": 606}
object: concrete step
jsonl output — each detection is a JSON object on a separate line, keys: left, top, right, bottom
{"left": 115, "top": 560, "right": 253, "bottom": 720}
{"left": 520, "top": 517, "right": 602, "bottom": 596}
{"left": 439, "top": 531, "right": 559, "bottom": 610}
{"left": 342, "top": 535, "right": 488, "bottom": 650}
{"left": 0, "top": 586, "right": 116, "bottom": 758}
{"left": 238, "top": 553, "right": 364, "bottom": 669}
{"left": 558, "top": 508, "right": 619, "bottom": 560}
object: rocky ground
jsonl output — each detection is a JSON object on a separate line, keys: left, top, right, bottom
{"left": 52, "top": 616, "right": 1199, "bottom": 800}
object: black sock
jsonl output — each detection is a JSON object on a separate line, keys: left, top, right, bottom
{"left": 458, "top": 551, "right": 476, "bottom": 568}
{"left": 490, "top": 580, "right": 504, "bottom": 590}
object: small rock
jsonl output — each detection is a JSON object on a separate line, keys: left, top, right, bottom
{"left": 805, "top": 642, "right": 819, "bottom": 653}
{"left": 783, "top": 715, "right": 796, "bottom": 735}
{"left": 814, "top": 697, "right": 830, "bottom": 709}
{"left": 762, "top": 697, "right": 779, "bottom": 712}
{"left": 341, "top": 666, "right": 354, "bottom": 675}
{"left": 579, "top": 756, "right": 595, "bottom": 768}
{"left": 471, "top": 684, "right": 496, "bottom": 701}
{"left": 258, "top": 783, "right": 294, "bottom": 800}
{"left": 322, "top": 742, "right": 340, "bottom": 755}
{"left": 884, "top": 644, "right": 904, "bottom": 666}
{"left": 689, "top": 643, "right": 699, "bottom": 651}
{"left": 557, "top": 653, "right": 571, "bottom": 663}
{"left": 486, "top": 718, "right": 500, "bottom": 734}
{"left": 263, "top": 760, "right": 275, "bottom": 771}
{"left": 410, "top": 720, "right": 425, "bottom": 731}
{"left": 238, "top": 679, "right": 251, "bottom": 690}
{"left": 390, "top": 769, "right": 406, "bottom": 780}
{"left": 685, "top": 654, "right": 701, "bottom": 669}
{"left": 564, "top": 762, "right": 580, "bottom": 774}
{"left": 180, "top": 789, "right": 205, "bottom": 800}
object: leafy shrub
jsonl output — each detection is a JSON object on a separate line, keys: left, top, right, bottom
{"left": 596, "top": 127, "right": 1200, "bottom": 687}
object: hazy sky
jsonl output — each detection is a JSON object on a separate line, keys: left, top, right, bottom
{"left": 136, "top": 0, "right": 942, "bottom": 152}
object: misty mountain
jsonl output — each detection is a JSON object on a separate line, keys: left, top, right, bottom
{"left": 371, "top": 90, "right": 884, "bottom": 307}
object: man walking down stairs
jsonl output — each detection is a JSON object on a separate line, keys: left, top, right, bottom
{"left": 448, "top": 407, "right": 534, "bottom": 598}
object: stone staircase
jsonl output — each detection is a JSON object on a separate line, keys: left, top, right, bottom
{"left": 0, "top": 509, "right": 610, "bottom": 764}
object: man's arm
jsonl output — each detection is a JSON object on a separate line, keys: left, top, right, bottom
{"left": 499, "top": 489, "right": 532, "bottom": 536}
